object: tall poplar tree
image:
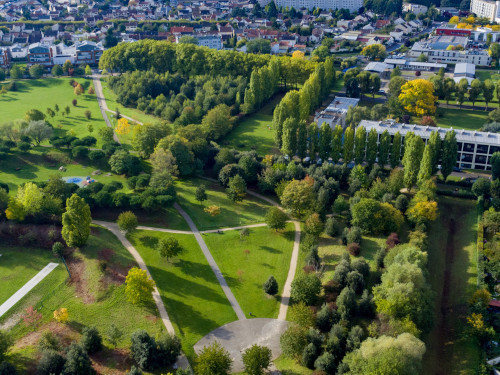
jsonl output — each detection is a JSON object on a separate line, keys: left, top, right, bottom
{"left": 343, "top": 126, "right": 355, "bottom": 163}
{"left": 427, "top": 130, "right": 442, "bottom": 174}
{"left": 281, "top": 118, "right": 298, "bottom": 157}
{"left": 366, "top": 128, "right": 378, "bottom": 167}
{"left": 378, "top": 130, "right": 391, "bottom": 167}
{"left": 319, "top": 123, "right": 332, "bottom": 159}
{"left": 402, "top": 134, "right": 425, "bottom": 191}
{"left": 331, "top": 124, "right": 343, "bottom": 163}
{"left": 354, "top": 126, "right": 367, "bottom": 164}
{"left": 417, "top": 144, "right": 433, "bottom": 184}
{"left": 297, "top": 120, "right": 307, "bottom": 158}
{"left": 441, "top": 130, "right": 458, "bottom": 181}
{"left": 308, "top": 122, "right": 319, "bottom": 156}
{"left": 390, "top": 131, "right": 402, "bottom": 168}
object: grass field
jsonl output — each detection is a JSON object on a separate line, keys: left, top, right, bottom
{"left": 223, "top": 93, "right": 284, "bottom": 156}
{"left": 100, "top": 79, "right": 161, "bottom": 125}
{"left": 0, "top": 247, "right": 61, "bottom": 306}
{"left": 3, "top": 226, "right": 165, "bottom": 374}
{"left": 204, "top": 224, "right": 295, "bottom": 318}
{"left": 423, "top": 197, "right": 481, "bottom": 375}
{"left": 128, "top": 229, "right": 237, "bottom": 360}
{"left": 0, "top": 148, "right": 128, "bottom": 193}
{"left": 175, "top": 178, "right": 270, "bottom": 230}
{"left": 436, "top": 108, "right": 488, "bottom": 130}
{"left": 0, "top": 78, "right": 109, "bottom": 147}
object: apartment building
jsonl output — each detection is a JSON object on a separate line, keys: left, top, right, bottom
{"left": 359, "top": 120, "right": 500, "bottom": 170}
{"left": 258, "top": 0, "right": 363, "bottom": 12}
{"left": 314, "top": 97, "right": 360, "bottom": 129}
{"left": 470, "top": 0, "right": 500, "bottom": 22}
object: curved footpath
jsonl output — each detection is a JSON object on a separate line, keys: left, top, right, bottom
{"left": 197, "top": 176, "right": 301, "bottom": 321}
{"left": 92, "top": 220, "right": 191, "bottom": 370}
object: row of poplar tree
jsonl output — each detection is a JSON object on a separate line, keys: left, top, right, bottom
{"left": 274, "top": 121, "right": 459, "bottom": 184}
{"left": 272, "top": 57, "right": 337, "bottom": 154}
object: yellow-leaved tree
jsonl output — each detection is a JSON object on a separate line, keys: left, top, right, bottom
{"left": 398, "top": 79, "right": 437, "bottom": 117}
{"left": 125, "top": 267, "right": 155, "bottom": 304}
{"left": 449, "top": 16, "right": 459, "bottom": 24}
{"left": 115, "top": 118, "right": 130, "bottom": 135}
{"left": 53, "top": 308, "right": 68, "bottom": 323}
{"left": 406, "top": 200, "right": 438, "bottom": 224}
{"left": 204, "top": 205, "right": 221, "bottom": 217}
{"left": 292, "top": 50, "right": 305, "bottom": 60}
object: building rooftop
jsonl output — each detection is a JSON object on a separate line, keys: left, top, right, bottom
{"left": 454, "top": 62, "right": 475, "bottom": 76}
{"left": 359, "top": 120, "right": 500, "bottom": 146}
{"left": 325, "top": 96, "right": 360, "bottom": 111}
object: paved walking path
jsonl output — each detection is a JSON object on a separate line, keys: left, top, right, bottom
{"left": 137, "top": 223, "right": 268, "bottom": 235}
{"left": 0, "top": 263, "right": 59, "bottom": 318}
{"left": 173, "top": 203, "right": 247, "bottom": 320}
{"left": 92, "top": 220, "right": 190, "bottom": 370}
{"left": 198, "top": 176, "right": 301, "bottom": 321}
{"left": 92, "top": 76, "right": 121, "bottom": 144}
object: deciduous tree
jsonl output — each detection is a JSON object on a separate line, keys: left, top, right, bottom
{"left": 62, "top": 194, "right": 91, "bottom": 247}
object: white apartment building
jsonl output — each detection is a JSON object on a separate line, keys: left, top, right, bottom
{"left": 259, "top": 0, "right": 363, "bottom": 12}
{"left": 175, "top": 34, "right": 223, "bottom": 50}
{"left": 470, "top": 0, "right": 500, "bottom": 22}
{"left": 403, "top": 2, "right": 428, "bottom": 15}
{"left": 409, "top": 36, "right": 492, "bottom": 66}
{"left": 359, "top": 120, "right": 500, "bottom": 170}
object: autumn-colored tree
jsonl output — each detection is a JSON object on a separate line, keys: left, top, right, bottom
{"left": 74, "top": 83, "right": 84, "bottom": 95}
{"left": 406, "top": 200, "right": 438, "bottom": 224}
{"left": 125, "top": 267, "right": 155, "bottom": 304}
{"left": 22, "top": 306, "right": 42, "bottom": 329}
{"left": 399, "top": 79, "right": 437, "bottom": 116}
{"left": 449, "top": 16, "right": 459, "bottom": 24}
{"left": 88, "top": 86, "right": 95, "bottom": 95}
{"left": 292, "top": 50, "right": 305, "bottom": 60}
{"left": 361, "top": 44, "right": 387, "bottom": 61}
{"left": 53, "top": 308, "right": 68, "bottom": 323}
{"left": 204, "top": 205, "right": 221, "bottom": 216}
{"left": 115, "top": 118, "right": 130, "bottom": 135}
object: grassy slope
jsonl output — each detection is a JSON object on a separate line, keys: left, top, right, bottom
{"left": 1, "top": 78, "right": 109, "bottom": 147}
{"left": 100, "top": 79, "right": 161, "bottom": 125}
{"left": 423, "top": 197, "right": 480, "bottom": 375}
{"left": 0, "top": 148, "right": 128, "bottom": 193}
{"left": 4, "top": 226, "right": 164, "bottom": 373}
{"left": 127, "top": 230, "right": 237, "bottom": 360}
{"left": 436, "top": 107, "right": 489, "bottom": 130}
{"left": 175, "top": 178, "right": 270, "bottom": 230}
{"left": 223, "top": 93, "right": 284, "bottom": 156}
{"left": 0, "top": 247, "right": 61, "bottom": 305}
{"left": 203, "top": 223, "right": 295, "bottom": 318}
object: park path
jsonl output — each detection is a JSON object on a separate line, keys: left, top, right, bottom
{"left": 0, "top": 263, "right": 59, "bottom": 318}
{"left": 197, "top": 176, "right": 301, "bottom": 321}
{"left": 91, "top": 74, "right": 143, "bottom": 125}
{"left": 91, "top": 76, "right": 120, "bottom": 144}
{"left": 173, "top": 203, "right": 247, "bottom": 320}
{"left": 91, "top": 220, "right": 190, "bottom": 370}
{"left": 137, "top": 222, "right": 268, "bottom": 235}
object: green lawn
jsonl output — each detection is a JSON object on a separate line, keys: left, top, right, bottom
{"left": 0, "top": 247, "right": 61, "bottom": 305}
{"left": 0, "top": 78, "right": 109, "bottom": 147}
{"left": 422, "top": 197, "right": 481, "bottom": 375}
{"left": 127, "top": 230, "right": 237, "bottom": 360}
{"left": 4, "top": 226, "right": 166, "bottom": 374}
{"left": 100, "top": 79, "right": 161, "bottom": 125}
{"left": 0, "top": 148, "right": 128, "bottom": 193}
{"left": 223, "top": 93, "right": 284, "bottom": 156}
{"left": 475, "top": 70, "right": 500, "bottom": 82}
{"left": 204, "top": 224, "right": 295, "bottom": 318}
{"left": 436, "top": 108, "right": 489, "bottom": 130}
{"left": 175, "top": 178, "right": 270, "bottom": 230}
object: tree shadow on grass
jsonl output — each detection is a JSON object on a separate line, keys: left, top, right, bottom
{"left": 139, "top": 235, "right": 159, "bottom": 249}
{"left": 260, "top": 246, "right": 282, "bottom": 254}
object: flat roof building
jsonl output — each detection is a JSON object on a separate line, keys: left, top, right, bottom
{"left": 358, "top": 119, "right": 500, "bottom": 170}
{"left": 314, "top": 97, "right": 360, "bottom": 129}
{"left": 453, "top": 62, "right": 476, "bottom": 84}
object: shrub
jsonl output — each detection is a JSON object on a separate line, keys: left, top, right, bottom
{"left": 52, "top": 242, "right": 64, "bottom": 257}
{"left": 37, "top": 331, "right": 60, "bottom": 352}
{"left": 314, "top": 352, "right": 336, "bottom": 374}
{"left": 324, "top": 217, "right": 338, "bottom": 237}
{"left": 280, "top": 325, "right": 308, "bottom": 361}
{"left": 130, "top": 330, "right": 157, "bottom": 371}
{"left": 346, "top": 270, "right": 364, "bottom": 294}
{"left": 81, "top": 326, "right": 102, "bottom": 354}
{"left": 117, "top": 211, "right": 138, "bottom": 233}
{"left": 291, "top": 274, "right": 321, "bottom": 305}
{"left": 72, "top": 146, "right": 88, "bottom": 159}
{"left": 195, "top": 341, "right": 232, "bottom": 375}
{"left": 242, "top": 344, "right": 272, "bottom": 375}
{"left": 263, "top": 275, "right": 278, "bottom": 295}
{"left": 89, "top": 150, "right": 105, "bottom": 161}
{"left": 72, "top": 99, "right": 77, "bottom": 106}
{"left": 301, "top": 343, "right": 318, "bottom": 369}
{"left": 316, "top": 303, "right": 338, "bottom": 332}
{"left": 0, "top": 331, "right": 12, "bottom": 362}
{"left": 156, "top": 333, "right": 181, "bottom": 367}
{"left": 62, "top": 343, "right": 94, "bottom": 375}
{"left": 386, "top": 232, "right": 400, "bottom": 249}
{"left": 36, "top": 350, "right": 66, "bottom": 375}
{"left": 395, "top": 194, "right": 408, "bottom": 212}
{"left": 18, "top": 141, "right": 31, "bottom": 152}
{"left": 305, "top": 246, "right": 321, "bottom": 270}
{"left": 347, "top": 242, "right": 360, "bottom": 256}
